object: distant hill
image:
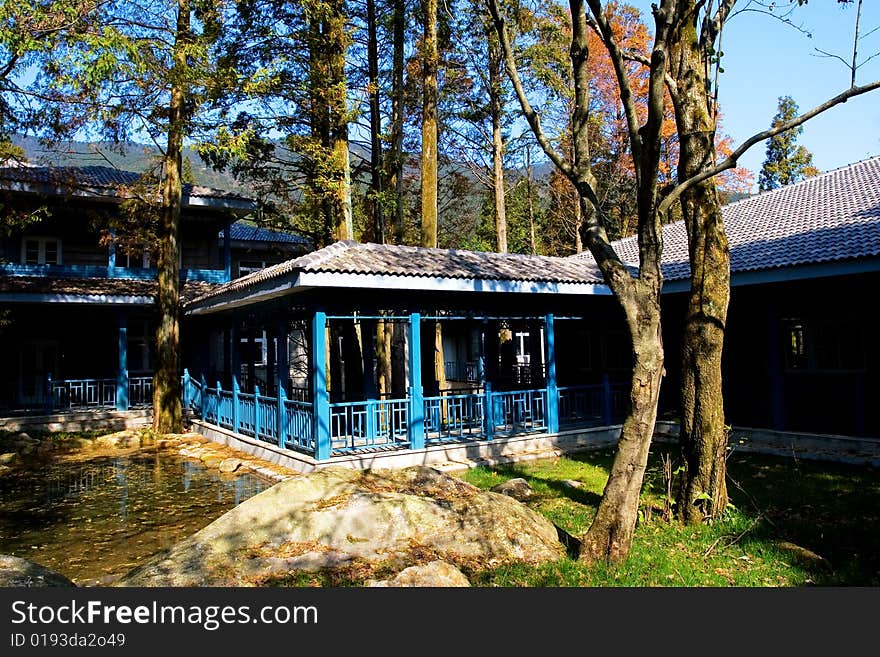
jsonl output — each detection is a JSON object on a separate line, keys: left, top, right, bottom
{"left": 12, "top": 135, "right": 253, "bottom": 193}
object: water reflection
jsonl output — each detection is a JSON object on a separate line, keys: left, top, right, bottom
{"left": 0, "top": 451, "right": 273, "bottom": 584}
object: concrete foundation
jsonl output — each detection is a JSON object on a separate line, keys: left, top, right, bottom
{"left": 188, "top": 419, "right": 623, "bottom": 474}
{"left": 654, "top": 421, "right": 880, "bottom": 467}
{"left": 0, "top": 409, "right": 152, "bottom": 433}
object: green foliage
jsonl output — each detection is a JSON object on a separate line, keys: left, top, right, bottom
{"left": 456, "top": 448, "right": 880, "bottom": 586}
{"left": 758, "top": 95, "right": 820, "bottom": 192}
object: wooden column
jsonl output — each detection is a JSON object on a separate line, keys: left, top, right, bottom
{"left": 408, "top": 312, "right": 425, "bottom": 449}
{"left": 544, "top": 314, "right": 558, "bottom": 434}
{"left": 312, "top": 311, "right": 331, "bottom": 460}
{"left": 116, "top": 313, "right": 129, "bottom": 411}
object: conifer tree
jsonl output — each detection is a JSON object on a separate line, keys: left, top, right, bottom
{"left": 758, "top": 96, "right": 819, "bottom": 191}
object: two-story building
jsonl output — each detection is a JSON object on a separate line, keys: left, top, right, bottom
{"left": 0, "top": 165, "right": 308, "bottom": 415}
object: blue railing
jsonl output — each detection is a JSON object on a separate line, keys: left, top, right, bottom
{"left": 0, "top": 263, "right": 229, "bottom": 283}
{"left": 424, "top": 392, "right": 485, "bottom": 444}
{"left": 191, "top": 376, "right": 315, "bottom": 454}
{"left": 183, "top": 369, "right": 626, "bottom": 461}
{"left": 558, "top": 384, "right": 604, "bottom": 426}
{"left": 283, "top": 399, "right": 314, "bottom": 453}
{"left": 329, "top": 398, "right": 410, "bottom": 454}
{"left": 444, "top": 361, "right": 480, "bottom": 382}
{"left": 50, "top": 376, "right": 153, "bottom": 410}
{"left": 490, "top": 388, "right": 548, "bottom": 435}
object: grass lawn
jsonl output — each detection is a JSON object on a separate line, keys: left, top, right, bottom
{"left": 456, "top": 446, "right": 880, "bottom": 586}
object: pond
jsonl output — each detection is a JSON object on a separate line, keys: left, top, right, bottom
{"left": 0, "top": 450, "right": 274, "bottom": 585}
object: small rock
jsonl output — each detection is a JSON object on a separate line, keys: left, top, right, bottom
{"left": 15, "top": 432, "right": 34, "bottom": 443}
{"left": 0, "top": 452, "right": 18, "bottom": 465}
{"left": 367, "top": 561, "right": 470, "bottom": 587}
{"left": 202, "top": 456, "right": 225, "bottom": 468}
{"left": 0, "top": 465, "right": 12, "bottom": 476}
{"left": 491, "top": 477, "right": 534, "bottom": 502}
{"left": 219, "top": 458, "right": 242, "bottom": 473}
{"left": 776, "top": 541, "right": 831, "bottom": 569}
{"left": 562, "top": 479, "right": 583, "bottom": 489}
{"left": 0, "top": 555, "right": 75, "bottom": 587}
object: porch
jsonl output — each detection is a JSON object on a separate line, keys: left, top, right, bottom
{"left": 178, "top": 241, "right": 629, "bottom": 465}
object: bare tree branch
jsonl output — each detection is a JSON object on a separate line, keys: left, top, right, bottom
{"left": 659, "top": 79, "right": 880, "bottom": 218}
{"left": 485, "top": 0, "right": 574, "bottom": 183}
{"left": 585, "top": 0, "right": 643, "bottom": 167}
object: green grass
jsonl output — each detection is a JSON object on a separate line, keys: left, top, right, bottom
{"left": 456, "top": 447, "right": 880, "bottom": 587}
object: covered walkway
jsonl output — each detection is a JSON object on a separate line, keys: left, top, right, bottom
{"left": 180, "top": 241, "right": 631, "bottom": 463}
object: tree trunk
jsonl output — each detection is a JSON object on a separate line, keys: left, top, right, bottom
{"left": 389, "top": 0, "right": 406, "bottom": 244}
{"left": 581, "top": 294, "right": 664, "bottom": 563}
{"left": 152, "top": 0, "right": 189, "bottom": 434}
{"left": 328, "top": 0, "right": 352, "bottom": 241}
{"left": 434, "top": 321, "right": 447, "bottom": 394}
{"left": 420, "top": 0, "right": 438, "bottom": 248}
{"left": 366, "top": 0, "right": 384, "bottom": 243}
{"left": 526, "top": 145, "right": 536, "bottom": 255}
{"left": 668, "top": 8, "right": 730, "bottom": 524}
{"left": 488, "top": 30, "right": 507, "bottom": 253}
{"left": 376, "top": 317, "right": 392, "bottom": 397}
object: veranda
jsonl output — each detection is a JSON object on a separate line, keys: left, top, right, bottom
{"left": 180, "top": 242, "right": 630, "bottom": 462}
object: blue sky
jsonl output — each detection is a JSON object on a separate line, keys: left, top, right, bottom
{"left": 626, "top": 0, "right": 880, "bottom": 187}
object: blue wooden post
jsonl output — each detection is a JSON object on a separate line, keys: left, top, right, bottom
{"left": 312, "top": 311, "right": 331, "bottom": 460}
{"left": 276, "top": 321, "right": 289, "bottom": 448}
{"left": 116, "top": 314, "right": 129, "bottom": 411}
{"left": 200, "top": 374, "right": 207, "bottom": 419}
{"left": 231, "top": 323, "right": 241, "bottom": 433}
{"left": 484, "top": 381, "right": 494, "bottom": 440}
{"left": 408, "top": 313, "right": 425, "bottom": 450}
{"left": 602, "top": 373, "right": 613, "bottom": 425}
{"left": 232, "top": 375, "right": 240, "bottom": 433}
{"left": 183, "top": 368, "right": 191, "bottom": 410}
{"left": 223, "top": 223, "right": 232, "bottom": 282}
{"left": 254, "top": 384, "right": 262, "bottom": 439}
{"left": 544, "top": 314, "right": 559, "bottom": 434}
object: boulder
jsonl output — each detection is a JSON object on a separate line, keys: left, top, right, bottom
{"left": 119, "top": 466, "right": 564, "bottom": 586}
{"left": 491, "top": 477, "right": 534, "bottom": 502}
{"left": 0, "top": 555, "right": 75, "bottom": 587}
{"left": 219, "top": 458, "right": 242, "bottom": 473}
{"left": 367, "top": 561, "right": 470, "bottom": 587}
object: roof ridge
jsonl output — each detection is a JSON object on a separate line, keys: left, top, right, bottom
{"left": 722, "top": 153, "right": 880, "bottom": 210}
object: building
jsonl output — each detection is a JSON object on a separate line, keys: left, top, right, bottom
{"left": 2, "top": 156, "right": 877, "bottom": 468}
{"left": 0, "top": 165, "right": 307, "bottom": 414}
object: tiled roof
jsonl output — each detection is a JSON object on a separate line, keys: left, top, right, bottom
{"left": 0, "top": 165, "right": 253, "bottom": 204}
{"left": 186, "top": 240, "right": 605, "bottom": 307}
{"left": 568, "top": 156, "right": 880, "bottom": 280}
{"left": 0, "top": 276, "right": 218, "bottom": 303}
{"left": 225, "top": 221, "right": 311, "bottom": 245}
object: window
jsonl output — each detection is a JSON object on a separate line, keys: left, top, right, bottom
{"left": 122, "top": 247, "right": 151, "bottom": 269}
{"left": 21, "top": 238, "right": 62, "bottom": 265}
{"left": 240, "top": 331, "right": 268, "bottom": 366}
{"left": 784, "top": 318, "right": 865, "bottom": 372}
{"left": 238, "top": 260, "right": 268, "bottom": 277}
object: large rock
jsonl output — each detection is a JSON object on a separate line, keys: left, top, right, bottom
{"left": 367, "top": 561, "right": 470, "bottom": 587}
{"left": 491, "top": 477, "right": 534, "bottom": 502}
{"left": 0, "top": 555, "right": 76, "bottom": 587}
{"left": 119, "top": 466, "right": 564, "bottom": 586}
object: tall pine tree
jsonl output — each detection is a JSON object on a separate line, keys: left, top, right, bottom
{"left": 758, "top": 96, "right": 819, "bottom": 191}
